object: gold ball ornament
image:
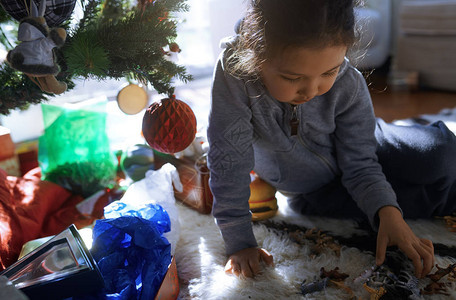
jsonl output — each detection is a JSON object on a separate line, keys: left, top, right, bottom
{"left": 117, "top": 84, "right": 148, "bottom": 115}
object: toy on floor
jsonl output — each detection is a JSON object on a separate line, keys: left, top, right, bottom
{"left": 365, "top": 267, "right": 420, "bottom": 299}
{"left": 300, "top": 277, "right": 329, "bottom": 295}
{"left": 421, "top": 263, "right": 456, "bottom": 296}
{"left": 363, "top": 283, "right": 386, "bottom": 300}
{"left": 438, "top": 214, "right": 456, "bottom": 232}
{"left": 320, "top": 267, "right": 349, "bottom": 281}
{"left": 320, "top": 267, "right": 355, "bottom": 298}
{"left": 261, "top": 220, "right": 456, "bottom": 298}
{"left": 427, "top": 263, "right": 456, "bottom": 282}
{"left": 248, "top": 174, "right": 278, "bottom": 221}
{"left": 301, "top": 267, "right": 355, "bottom": 298}
{"left": 286, "top": 227, "right": 342, "bottom": 257}
{"left": 421, "top": 281, "right": 448, "bottom": 296}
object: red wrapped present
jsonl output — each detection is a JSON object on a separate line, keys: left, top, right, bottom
{"left": 0, "top": 127, "right": 20, "bottom": 176}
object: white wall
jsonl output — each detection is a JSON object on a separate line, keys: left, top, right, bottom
{"left": 208, "top": 0, "right": 247, "bottom": 66}
{"left": 175, "top": 0, "right": 215, "bottom": 77}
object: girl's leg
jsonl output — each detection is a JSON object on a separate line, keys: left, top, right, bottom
{"left": 288, "top": 119, "right": 456, "bottom": 220}
{"left": 375, "top": 119, "right": 456, "bottom": 218}
{"left": 286, "top": 179, "right": 366, "bottom": 220}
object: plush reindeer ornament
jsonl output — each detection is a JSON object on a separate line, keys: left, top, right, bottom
{"left": 6, "top": 0, "right": 67, "bottom": 94}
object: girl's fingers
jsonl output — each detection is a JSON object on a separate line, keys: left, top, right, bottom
{"left": 401, "top": 239, "right": 434, "bottom": 278}
{"left": 224, "top": 248, "right": 272, "bottom": 278}
{"left": 416, "top": 239, "right": 435, "bottom": 277}
{"left": 225, "top": 259, "right": 241, "bottom": 276}
{"left": 420, "top": 238, "right": 434, "bottom": 254}
{"left": 375, "top": 234, "right": 388, "bottom": 266}
{"left": 240, "top": 260, "right": 253, "bottom": 278}
{"left": 249, "top": 258, "right": 261, "bottom": 275}
{"left": 259, "top": 248, "right": 274, "bottom": 266}
{"left": 399, "top": 242, "right": 423, "bottom": 278}
{"left": 421, "top": 238, "right": 436, "bottom": 269}
{"left": 224, "top": 259, "right": 233, "bottom": 272}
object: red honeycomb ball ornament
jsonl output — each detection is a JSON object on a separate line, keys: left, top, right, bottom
{"left": 142, "top": 95, "right": 197, "bottom": 154}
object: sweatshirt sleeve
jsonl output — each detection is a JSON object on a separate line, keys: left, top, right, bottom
{"left": 207, "top": 53, "right": 258, "bottom": 255}
{"left": 333, "top": 69, "right": 402, "bottom": 229}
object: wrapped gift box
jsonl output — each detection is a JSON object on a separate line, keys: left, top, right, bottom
{"left": 14, "top": 139, "right": 39, "bottom": 176}
{"left": 154, "top": 150, "right": 213, "bottom": 214}
{"left": 0, "top": 126, "right": 21, "bottom": 176}
{"left": 155, "top": 256, "right": 179, "bottom": 300}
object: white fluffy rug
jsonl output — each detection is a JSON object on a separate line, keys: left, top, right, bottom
{"left": 174, "top": 194, "right": 456, "bottom": 300}
{"left": 174, "top": 109, "right": 456, "bottom": 299}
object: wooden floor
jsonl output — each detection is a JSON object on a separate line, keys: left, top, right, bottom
{"left": 365, "top": 63, "right": 456, "bottom": 122}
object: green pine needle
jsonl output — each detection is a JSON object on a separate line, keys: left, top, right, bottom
{"left": 65, "top": 30, "right": 110, "bottom": 79}
{"left": 0, "top": 0, "right": 191, "bottom": 113}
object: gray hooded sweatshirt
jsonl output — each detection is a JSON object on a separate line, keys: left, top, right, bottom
{"left": 207, "top": 38, "right": 400, "bottom": 255}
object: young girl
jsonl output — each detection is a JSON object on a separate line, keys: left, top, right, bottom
{"left": 207, "top": 0, "right": 456, "bottom": 279}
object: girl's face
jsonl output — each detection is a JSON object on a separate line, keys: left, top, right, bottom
{"left": 260, "top": 45, "right": 347, "bottom": 105}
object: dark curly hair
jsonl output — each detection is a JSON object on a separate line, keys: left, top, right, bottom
{"left": 226, "top": 0, "right": 362, "bottom": 79}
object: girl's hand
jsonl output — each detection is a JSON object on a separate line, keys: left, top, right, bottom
{"left": 225, "top": 247, "right": 274, "bottom": 278}
{"left": 376, "top": 206, "right": 435, "bottom": 278}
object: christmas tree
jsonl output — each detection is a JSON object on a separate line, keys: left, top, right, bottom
{"left": 0, "top": 0, "right": 191, "bottom": 115}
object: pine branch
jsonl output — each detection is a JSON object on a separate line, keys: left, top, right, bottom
{"left": 0, "top": 5, "right": 12, "bottom": 23}
{"left": 78, "top": 0, "right": 103, "bottom": 30}
{"left": 0, "top": 0, "right": 191, "bottom": 113}
{"left": 0, "top": 63, "right": 49, "bottom": 115}
{"left": 93, "top": 3, "right": 188, "bottom": 89}
{"left": 0, "top": 25, "right": 14, "bottom": 49}
{"left": 100, "top": 0, "right": 131, "bottom": 22}
{"left": 157, "top": 0, "right": 190, "bottom": 13}
{"left": 64, "top": 29, "right": 110, "bottom": 79}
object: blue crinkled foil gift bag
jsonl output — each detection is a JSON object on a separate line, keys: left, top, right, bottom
{"left": 87, "top": 204, "right": 171, "bottom": 300}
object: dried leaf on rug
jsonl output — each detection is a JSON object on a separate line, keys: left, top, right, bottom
{"left": 257, "top": 219, "right": 456, "bottom": 298}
